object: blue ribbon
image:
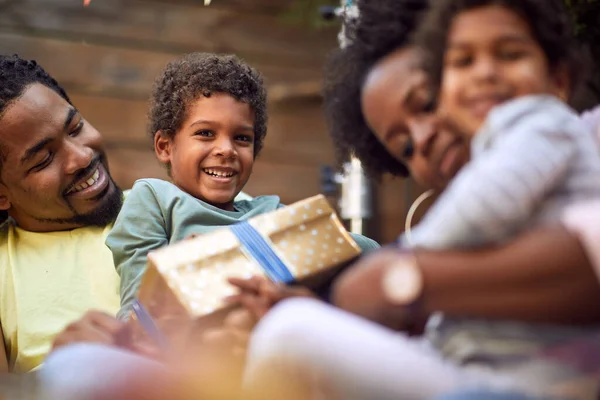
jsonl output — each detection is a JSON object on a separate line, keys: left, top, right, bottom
{"left": 134, "top": 221, "right": 294, "bottom": 344}
{"left": 132, "top": 300, "right": 169, "bottom": 351}
{"left": 230, "top": 221, "right": 295, "bottom": 284}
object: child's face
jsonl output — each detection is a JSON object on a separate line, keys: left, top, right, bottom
{"left": 439, "top": 5, "right": 569, "bottom": 136}
{"left": 361, "top": 47, "right": 469, "bottom": 190}
{"left": 155, "top": 93, "right": 255, "bottom": 211}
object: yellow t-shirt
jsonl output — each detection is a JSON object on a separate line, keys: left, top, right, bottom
{"left": 0, "top": 221, "right": 120, "bottom": 372}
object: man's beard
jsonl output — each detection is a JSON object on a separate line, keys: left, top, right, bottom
{"left": 38, "top": 180, "right": 124, "bottom": 228}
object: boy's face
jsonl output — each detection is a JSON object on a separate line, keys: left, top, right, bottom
{"left": 155, "top": 92, "right": 255, "bottom": 211}
{"left": 439, "top": 5, "right": 569, "bottom": 137}
{"left": 361, "top": 47, "right": 469, "bottom": 190}
{"left": 0, "top": 83, "right": 122, "bottom": 232}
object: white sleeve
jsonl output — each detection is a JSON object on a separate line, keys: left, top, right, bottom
{"left": 405, "top": 100, "right": 578, "bottom": 250}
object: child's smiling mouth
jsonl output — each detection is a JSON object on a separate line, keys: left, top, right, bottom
{"left": 202, "top": 167, "right": 238, "bottom": 182}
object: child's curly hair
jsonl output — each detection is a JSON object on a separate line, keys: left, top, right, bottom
{"left": 323, "top": 0, "right": 428, "bottom": 179}
{"left": 415, "top": 0, "right": 583, "bottom": 104}
{"left": 149, "top": 53, "right": 268, "bottom": 158}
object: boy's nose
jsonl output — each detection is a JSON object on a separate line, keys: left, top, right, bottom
{"left": 213, "top": 138, "right": 236, "bottom": 158}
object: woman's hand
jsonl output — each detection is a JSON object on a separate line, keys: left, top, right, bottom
{"left": 226, "top": 276, "right": 319, "bottom": 320}
{"left": 332, "top": 248, "right": 420, "bottom": 331}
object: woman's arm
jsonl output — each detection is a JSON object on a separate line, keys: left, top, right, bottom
{"left": 333, "top": 226, "right": 600, "bottom": 329}
{"left": 418, "top": 226, "right": 600, "bottom": 324}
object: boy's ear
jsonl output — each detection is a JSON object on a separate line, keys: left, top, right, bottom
{"left": 154, "top": 130, "right": 172, "bottom": 164}
{"left": 551, "top": 63, "right": 571, "bottom": 102}
{"left": 0, "top": 183, "right": 12, "bottom": 211}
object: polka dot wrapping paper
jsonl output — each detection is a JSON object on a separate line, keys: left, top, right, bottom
{"left": 135, "top": 194, "right": 362, "bottom": 346}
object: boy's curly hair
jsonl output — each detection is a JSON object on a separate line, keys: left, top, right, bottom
{"left": 415, "top": 0, "right": 583, "bottom": 104}
{"left": 149, "top": 53, "right": 268, "bottom": 158}
{"left": 323, "top": 0, "right": 428, "bottom": 179}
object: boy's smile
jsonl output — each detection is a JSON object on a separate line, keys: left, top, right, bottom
{"left": 155, "top": 92, "right": 255, "bottom": 211}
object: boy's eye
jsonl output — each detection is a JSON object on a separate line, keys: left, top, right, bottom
{"left": 235, "top": 134, "right": 253, "bottom": 143}
{"left": 194, "top": 130, "right": 214, "bottom": 137}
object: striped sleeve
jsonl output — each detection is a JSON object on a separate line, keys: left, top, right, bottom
{"left": 405, "top": 97, "right": 579, "bottom": 249}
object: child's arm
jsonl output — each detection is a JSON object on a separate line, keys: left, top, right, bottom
{"left": 406, "top": 97, "right": 580, "bottom": 249}
{"left": 106, "top": 181, "right": 169, "bottom": 320}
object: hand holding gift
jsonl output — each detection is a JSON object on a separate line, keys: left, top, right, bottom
{"left": 134, "top": 195, "right": 362, "bottom": 351}
{"left": 226, "top": 275, "right": 319, "bottom": 319}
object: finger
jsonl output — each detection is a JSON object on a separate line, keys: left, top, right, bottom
{"left": 259, "top": 279, "right": 281, "bottom": 300}
{"left": 84, "top": 311, "right": 125, "bottom": 334}
{"left": 52, "top": 326, "right": 115, "bottom": 350}
{"left": 227, "top": 276, "right": 263, "bottom": 293}
{"left": 223, "top": 294, "right": 244, "bottom": 305}
{"left": 239, "top": 295, "right": 270, "bottom": 319}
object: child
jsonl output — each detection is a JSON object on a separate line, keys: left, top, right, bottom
{"left": 243, "top": 1, "right": 600, "bottom": 399}
{"left": 106, "top": 53, "right": 379, "bottom": 320}
{"left": 403, "top": 0, "right": 600, "bottom": 249}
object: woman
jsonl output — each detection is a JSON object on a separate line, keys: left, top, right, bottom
{"left": 243, "top": 0, "right": 600, "bottom": 399}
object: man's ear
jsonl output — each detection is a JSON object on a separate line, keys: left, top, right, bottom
{"left": 0, "top": 183, "right": 12, "bottom": 211}
{"left": 154, "top": 130, "right": 172, "bottom": 164}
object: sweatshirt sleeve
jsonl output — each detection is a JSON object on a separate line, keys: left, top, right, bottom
{"left": 106, "top": 181, "right": 169, "bottom": 320}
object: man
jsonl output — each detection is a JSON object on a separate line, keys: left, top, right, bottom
{"left": 0, "top": 54, "right": 124, "bottom": 373}
{"left": 0, "top": 54, "right": 256, "bottom": 374}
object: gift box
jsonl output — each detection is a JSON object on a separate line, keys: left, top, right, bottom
{"left": 134, "top": 194, "right": 362, "bottom": 350}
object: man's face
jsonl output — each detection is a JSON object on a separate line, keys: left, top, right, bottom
{"left": 0, "top": 84, "right": 122, "bottom": 232}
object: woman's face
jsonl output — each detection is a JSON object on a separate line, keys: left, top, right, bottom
{"left": 361, "top": 47, "right": 469, "bottom": 190}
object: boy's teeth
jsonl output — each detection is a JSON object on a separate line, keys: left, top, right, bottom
{"left": 205, "top": 168, "right": 234, "bottom": 177}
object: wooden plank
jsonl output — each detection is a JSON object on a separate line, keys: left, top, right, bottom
{"left": 72, "top": 93, "right": 335, "bottom": 166}
{"left": 72, "top": 94, "right": 149, "bottom": 143}
{"left": 0, "top": 0, "right": 336, "bottom": 69}
{"left": 0, "top": 32, "right": 323, "bottom": 100}
{"left": 106, "top": 147, "right": 325, "bottom": 204}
